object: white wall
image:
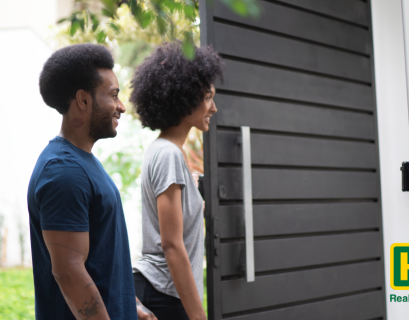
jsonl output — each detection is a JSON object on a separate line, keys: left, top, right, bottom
{"left": 372, "top": 0, "right": 409, "bottom": 318}
{"left": 0, "top": 28, "right": 61, "bottom": 267}
{"left": 0, "top": 0, "right": 72, "bottom": 267}
{"left": 0, "top": 0, "right": 70, "bottom": 39}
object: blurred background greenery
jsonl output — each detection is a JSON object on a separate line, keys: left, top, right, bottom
{"left": 0, "top": 268, "right": 206, "bottom": 320}
{"left": 0, "top": 269, "right": 35, "bottom": 320}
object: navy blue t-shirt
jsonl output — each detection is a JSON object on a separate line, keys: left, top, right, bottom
{"left": 27, "top": 136, "right": 137, "bottom": 320}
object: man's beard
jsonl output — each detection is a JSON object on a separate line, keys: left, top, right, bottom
{"left": 89, "top": 99, "right": 117, "bottom": 141}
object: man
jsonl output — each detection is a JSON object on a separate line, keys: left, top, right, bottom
{"left": 27, "top": 43, "right": 138, "bottom": 320}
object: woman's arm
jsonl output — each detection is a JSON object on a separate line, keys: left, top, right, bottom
{"left": 157, "top": 183, "right": 206, "bottom": 320}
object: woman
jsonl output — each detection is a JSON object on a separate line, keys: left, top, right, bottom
{"left": 130, "top": 42, "right": 224, "bottom": 320}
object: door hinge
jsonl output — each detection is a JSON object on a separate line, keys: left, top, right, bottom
{"left": 213, "top": 216, "right": 220, "bottom": 268}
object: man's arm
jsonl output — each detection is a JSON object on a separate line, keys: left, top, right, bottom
{"left": 42, "top": 230, "right": 111, "bottom": 320}
{"left": 157, "top": 183, "right": 207, "bottom": 320}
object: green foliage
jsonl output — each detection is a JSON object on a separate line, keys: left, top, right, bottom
{"left": 56, "top": 0, "right": 260, "bottom": 57}
{"left": 0, "top": 269, "right": 35, "bottom": 320}
{"left": 182, "top": 31, "right": 195, "bottom": 59}
{"left": 114, "top": 41, "right": 156, "bottom": 68}
{"left": 102, "top": 150, "right": 142, "bottom": 199}
{"left": 0, "top": 268, "right": 207, "bottom": 319}
{"left": 221, "top": 0, "right": 259, "bottom": 16}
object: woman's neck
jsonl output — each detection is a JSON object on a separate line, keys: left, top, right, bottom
{"left": 158, "top": 124, "right": 192, "bottom": 149}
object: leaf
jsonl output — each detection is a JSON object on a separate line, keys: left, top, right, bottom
{"left": 162, "top": 0, "right": 176, "bottom": 12}
{"left": 182, "top": 40, "right": 195, "bottom": 60}
{"left": 69, "top": 20, "right": 81, "bottom": 36}
{"left": 109, "top": 21, "right": 121, "bottom": 34}
{"left": 183, "top": 5, "right": 196, "bottom": 20}
{"left": 129, "top": 0, "right": 141, "bottom": 17}
{"left": 182, "top": 30, "right": 195, "bottom": 59}
{"left": 220, "top": 0, "right": 260, "bottom": 17}
{"left": 90, "top": 14, "right": 100, "bottom": 32}
{"left": 79, "top": 18, "right": 85, "bottom": 32}
{"left": 139, "top": 11, "right": 154, "bottom": 29}
{"left": 102, "top": 8, "right": 115, "bottom": 18}
{"left": 156, "top": 16, "right": 167, "bottom": 35}
{"left": 96, "top": 30, "right": 107, "bottom": 43}
{"left": 231, "top": 0, "right": 247, "bottom": 16}
{"left": 130, "top": 2, "right": 153, "bottom": 29}
{"left": 100, "top": 0, "right": 117, "bottom": 15}
{"left": 57, "top": 18, "right": 67, "bottom": 24}
{"left": 172, "top": 2, "right": 184, "bottom": 13}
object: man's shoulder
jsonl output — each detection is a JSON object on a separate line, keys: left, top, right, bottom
{"left": 33, "top": 141, "right": 88, "bottom": 184}
{"left": 37, "top": 137, "right": 73, "bottom": 162}
{"left": 38, "top": 137, "right": 91, "bottom": 172}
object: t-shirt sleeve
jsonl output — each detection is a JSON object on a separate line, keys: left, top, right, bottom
{"left": 35, "top": 159, "right": 92, "bottom": 232}
{"left": 150, "top": 146, "right": 187, "bottom": 197}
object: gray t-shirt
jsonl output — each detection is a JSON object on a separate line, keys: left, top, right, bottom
{"left": 134, "top": 138, "right": 204, "bottom": 300}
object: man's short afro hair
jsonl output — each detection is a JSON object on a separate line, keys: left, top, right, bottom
{"left": 39, "top": 43, "right": 114, "bottom": 114}
{"left": 130, "top": 42, "right": 224, "bottom": 131}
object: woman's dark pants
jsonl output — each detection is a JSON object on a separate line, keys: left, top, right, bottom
{"left": 133, "top": 272, "right": 189, "bottom": 320}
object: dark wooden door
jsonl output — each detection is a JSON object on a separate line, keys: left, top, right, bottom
{"left": 200, "top": 0, "right": 387, "bottom": 319}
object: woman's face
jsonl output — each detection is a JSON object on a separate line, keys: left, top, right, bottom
{"left": 183, "top": 84, "right": 217, "bottom": 132}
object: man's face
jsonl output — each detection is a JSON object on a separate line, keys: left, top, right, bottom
{"left": 89, "top": 69, "right": 125, "bottom": 141}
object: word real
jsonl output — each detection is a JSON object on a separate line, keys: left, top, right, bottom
{"left": 390, "top": 294, "right": 409, "bottom": 302}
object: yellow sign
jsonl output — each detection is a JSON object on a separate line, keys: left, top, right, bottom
{"left": 391, "top": 243, "right": 409, "bottom": 290}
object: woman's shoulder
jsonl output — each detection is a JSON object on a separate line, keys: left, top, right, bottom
{"left": 145, "top": 138, "right": 184, "bottom": 167}
{"left": 149, "top": 138, "right": 183, "bottom": 158}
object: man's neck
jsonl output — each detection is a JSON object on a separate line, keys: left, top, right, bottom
{"left": 59, "top": 117, "right": 95, "bottom": 154}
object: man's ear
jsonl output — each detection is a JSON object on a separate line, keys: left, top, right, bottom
{"left": 75, "top": 90, "right": 92, "bottom": 111}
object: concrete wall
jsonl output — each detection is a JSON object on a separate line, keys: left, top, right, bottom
{"left": 372, "top": 0, "right": 409, "bottom": 318}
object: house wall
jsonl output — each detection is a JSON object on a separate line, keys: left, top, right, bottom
{"left": 372, "top": 0, "right": 409, "bottom": 318}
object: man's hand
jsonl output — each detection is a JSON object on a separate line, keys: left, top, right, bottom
{"left": 136, "top": 297, "right": 157, "bottom": 320}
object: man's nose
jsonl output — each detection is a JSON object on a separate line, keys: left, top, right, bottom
{"left": 118, "top": 99, "right": 126, "bottom": 113}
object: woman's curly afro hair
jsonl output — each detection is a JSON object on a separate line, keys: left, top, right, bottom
{"left": 130, "top": 42, "right": 224, "bottom": 131}
{"left": 39, "top": 43, "right": 114, "bottom": 114}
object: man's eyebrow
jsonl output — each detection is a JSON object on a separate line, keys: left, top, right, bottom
{"left": 112, "top": 88, "right": 120, "bottom": 93}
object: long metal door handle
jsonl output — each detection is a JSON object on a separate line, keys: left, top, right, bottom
{"left": 241, "top": 126, "right": 255, "bottom": 282}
